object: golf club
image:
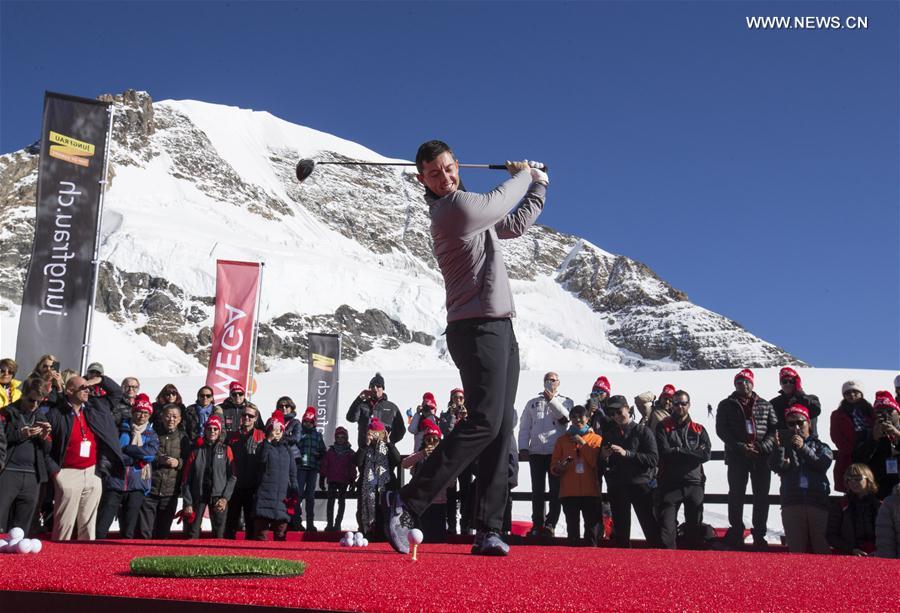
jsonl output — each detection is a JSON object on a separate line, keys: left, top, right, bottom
{"left": 295, "top": 159, "right": 546, "bottom": 183}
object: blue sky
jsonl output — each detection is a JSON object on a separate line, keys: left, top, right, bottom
{"left": 2, "top": 1, "right": 897, "bottom": 370}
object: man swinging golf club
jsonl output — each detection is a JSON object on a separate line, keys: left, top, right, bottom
{"left": 384, "top": 140, "right": 549, "bottom": 556}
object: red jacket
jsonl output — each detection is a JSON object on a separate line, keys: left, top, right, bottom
{"left": 830, "top": 401, "right": 873, "bottom": 493}
{"left": 320, "top": 445, "right": 357, "bottom": 485}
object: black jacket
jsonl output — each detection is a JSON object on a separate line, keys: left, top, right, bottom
{"left": 769, "top": 435, "right": 833, "bottom": 509}
{"left": 45, "top": 379, "right": 125, "bottom": 476}
{"left": 182, "top": 440, "right": 237, "bottom": 505}
{"left": 215, "top": 398, "right": 263, "bottom": 435}
{"left": 346, "top": 394, "right": 406, "bottom": 450}
{"left": 253, "top": 439, "right": 298, "bottom": 522}
{"left": 655, "top": 417, "right": 711, "bottom": 488}
{"left": 827, "top": 493, "right": 881, "bottom": 554}
{"left": 1, "top": 401, "right": 51, "bottom": 483}
{"left": 598, "top": 421, "right": 658, "bottom": 487}
{"left": 853, "top": 434, "right": 900, "bottom": 500}
{"left": 770, "top": 390, "right": 822, "bottom": 432}
{"left": 227, "top": 428, "right": 266, "bottom": 487}
{"left": 716, "top": 392, "right": 777, "bottom": 467}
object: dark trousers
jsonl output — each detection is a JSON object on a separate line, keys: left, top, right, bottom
{"left": 607, "top": 481, "right": 661, "bottom": 548}
{"left": 401, "top": 318, "right": 519, "bottom": 533}
{"left": 529, "top": 454, "right": 561, "bottom": 529}
{"left": 139, "top": 493, "right": 180, "bottom": 539}
{"left": 726, "top": 462, "right": 771, "bottom": 541}
{"left": 188, "top": 499, "right": 227, "bottom": 538}
{"left": 457, "top": 463, "right": 477, "bottom": 532}
{"left": 225, "top": 487, "right": 255, "bottom": 539}
{"left": 297, "top": 468, "right": 318, "bottom": 525}
{"left": 420, "top": 501, "right": 448, "bottom": 543}
{"left": 0, "top": 471, "right": 40, "bottom": 535}
{"left": 656, "top": 484, "right": 705, "bottom": 549}
{"left": 561, "top": 496, "right": 601, "bottom": 546}
{"left": 96, "top": 488, "right": 146, "bottom": 538}
{"left": 326, "top": 482, "right": 348, "bottom": 529}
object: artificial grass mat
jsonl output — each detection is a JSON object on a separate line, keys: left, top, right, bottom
{"left": 130, "top": 555, "right": 306, "bottom": 578}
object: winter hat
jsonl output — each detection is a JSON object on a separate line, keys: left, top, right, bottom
{"left": 206, "top": 415, "right": 224, "bottom": 430}
{"left": 660, "top": 384, "right": 676, "bottom": 399}
{"left": 592, "top": 376, "right": 611, "bottom": 395}
{"left": 369, "top": 372, "right": 385, "bottom": 389}
{"left": 734, "top": 369, "right": 755, "bottom": 386}
{"left": 421, "top": 419, "right": 442, "bottom": 439}
{"left": 302, "top": 406, "right": 317, "bottom": 422}
{"left": 422, "top": 392, "right": 437, "bottom": 410}
{"left": 784, "top": 404, "right": 810, "bottom": 421}
{"left": 335, "top": 426, "right": 348, "bottom": 437}
{"left": 842, "top": 380, "right": 864, "bottom": 395}
{"left": 779, "top": 367, "right": 803, "bottom": 391}
{"left": 450, "top": 387, "right": 464, "bottom": 398}
{"left": 229, "top": 380, "right": 245, "bottom": 394}
{"left": 267, "top": 409, "right": 286, "bottom": 430}
{"left": 133, "top": 393, "right": 153, "bottom": 415}
{"left": 873, "top": 391, "right": 900, "bottom": 413}
{"left": 368, "top": 417, "right": 385, "bottom": 432}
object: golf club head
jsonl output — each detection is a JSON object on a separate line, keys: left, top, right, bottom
{"left": 296, "top": 159, "right": 316, "bottom": 182}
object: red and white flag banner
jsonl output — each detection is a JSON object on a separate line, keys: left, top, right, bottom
{"left": 205, "top": 260, "right": 262, "bottom": 404}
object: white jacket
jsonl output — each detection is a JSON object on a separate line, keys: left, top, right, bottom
{"left": 517, "top": 393, "right": 574, "bottom": 455}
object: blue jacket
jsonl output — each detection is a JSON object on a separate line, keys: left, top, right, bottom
{"left": 105, "top": 420, "right": 159, "bottom": 494}
{"left": 769, "top": 435, "right": 833, "bottom": 509}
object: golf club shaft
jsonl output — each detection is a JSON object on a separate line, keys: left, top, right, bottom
{"left": 314, "top": 161, "right": 507, "bottom": 170}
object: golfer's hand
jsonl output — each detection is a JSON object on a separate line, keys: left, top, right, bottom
{"left": 506, "top": 160, "right": 530, "bottom": 175}
{"left": 530, "top": 167, "right": 549, "bottom": 186}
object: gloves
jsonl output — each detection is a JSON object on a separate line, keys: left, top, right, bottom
{"left": 505, "top": 160, "right": 531, "bottom": 175}
{"left": 530, "top": 165, "right": 549, "bottom": 186}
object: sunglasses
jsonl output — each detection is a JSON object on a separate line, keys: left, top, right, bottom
{"left": 452, "top": 395, "right": 464, "bottom": 400}
{"left": 241, "top": 413, "right": 256, "bottom": 419}
{"left": 198, "top": 393, "right": 213, "bottom": 398}
{"left": 672, "top": 401, "right": 689, "bottom": 407}
{"left": 231, "top": 391, "right": 245, "bottom": 396}
{"left": 0, "top": 368, "right": 15, "bottom": 375}
{"left": 206, "top": 426, "right": 221, "bottom": 431}
{"left": 76, "top": 385, "right": 91, "bottom": 391}
{"left": 846, "top": 476, "right": 866, "bottom": 482}
{"left": 546, "top": 379, "right": 559, "bottom": 383}
{"left": 843, "top": 390, "right": 861, "bottom": 395}
{"left": 780, "top": 379, "right": 796, "bottom": 385}
{"left": 278, "top": 403, "right": 293, "bottom": 408}
{"left": 123, "top": 384, "right": 139, "bottom": 390}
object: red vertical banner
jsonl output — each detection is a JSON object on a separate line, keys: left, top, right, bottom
{"left": 205, "top": 260, "right": 262, "bottom": 404}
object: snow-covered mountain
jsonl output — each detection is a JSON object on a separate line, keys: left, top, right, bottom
{"left": 0, "top": 90, "right": 803, "bottom": 375}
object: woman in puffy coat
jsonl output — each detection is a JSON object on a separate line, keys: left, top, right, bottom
{"left": 251, "top": 410, "right": 298, "bottom": 541}
{"left": 830, "top": 381, "right": 873, "bottom": 493}
{"left": 96, "top": 394, "right": 159, "bottom": 538}
{"left": 827, "top": 463, "right": 881, "bottom": 555}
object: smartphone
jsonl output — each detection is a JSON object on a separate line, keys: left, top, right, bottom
{"left": 52, "top": 361, "right": 60, "bottom": 372}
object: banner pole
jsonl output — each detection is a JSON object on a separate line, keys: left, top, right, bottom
{"left": 247, "top": 261, "right": 265, "bottom": 401}
{"left": 80, "top": 102, "right": 115, "bottom": 373}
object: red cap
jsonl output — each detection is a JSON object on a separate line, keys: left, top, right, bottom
{"left": 335, "top": 426, "right": 348, "bottom": 437}
{"left": 660, "top": 384, "right": 676, "bottom": 399}
{"left": 133, "top": 393, "right": 153, "bottom": 415}
{"left": 592, "top": 376, "right": 611, "bottom": 394}
{"left": 422, "top": 392, "right": 437, "bottom": 410}
{"left": 206, "top": 415, "right": 224, "bottom": 430}
{"left": 785, "top": 404, "right": 810, "bottom": 421}
{"left": 779, "top": 367, "right": 803, "bottom": 391}
{"left": 421, "top": 419, "right": 442, "bottom": 439}
{"left": 450, "top": 388, "right": 464, "bottom": 398}
{"left": 734, "top": 369, "right": 755, "bottom": 386}
{"left": 368, "top": 417, "right": 385, "bottom": 431}
{"left": 229, "top": 381, "right": 245, "bottom": 394}
{"left": 303, "top": 406, "right": 316, "bottom": 422}
{"left": 267, "top": 409, "right": 286, "bottom": 429}
{"left": 874, "top": 391, "right": 900, "bottom": 413}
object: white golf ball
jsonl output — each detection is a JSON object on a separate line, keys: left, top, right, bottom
{"left": 407, "top": 528, "right": 424, "bottom": 545}
{"left": 16, "top": 539, "right": 32, "bottom": 554}
{"left": 344, "top": 531, "right": 354, "bottom": 541}
{"left": 8, "top": 538, "right": 21, "bottom": 549}
{"left": 353, "top": 532, "right": 364, "bottom": 545}
{"left": 30, "top": 539, "right": 42, "bottom": 554}
{"left": 361, "top": 538, "right": 369, "bottom": 547}
{"left": 8, "top": 527, "right": 24, "bottom": 541}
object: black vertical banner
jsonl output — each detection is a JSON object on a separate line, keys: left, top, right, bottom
{"left": 15, "top": 92, "right": 112, "bottom": 374}
{"left": 307, "top": 333, "right": 341, "bottom": 446}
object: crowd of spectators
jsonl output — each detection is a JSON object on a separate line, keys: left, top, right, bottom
{"left": 0, "top": 355, "right": 898, "bottom": 558}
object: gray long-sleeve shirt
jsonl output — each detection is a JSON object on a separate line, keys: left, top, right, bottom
{"left": 427, "top": 170, "right": 547, "bottom": 322}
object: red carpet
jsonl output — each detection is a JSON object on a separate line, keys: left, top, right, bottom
{"left": 1, "top": 538, "right": 897, "bottom": 611}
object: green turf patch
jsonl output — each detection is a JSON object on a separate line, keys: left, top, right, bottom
{"left": 130, "top": 555, "right": 306, "bottom": 578}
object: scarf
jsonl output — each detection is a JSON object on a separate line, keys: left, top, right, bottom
{"left": 360, "top": 440, "right": 391, "bottom": 532}
{"left": 130, "top": 421, "right": 152, "bottom": 481}
{"left": 331, "top": 441, "right": 352, "bottom": 455}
